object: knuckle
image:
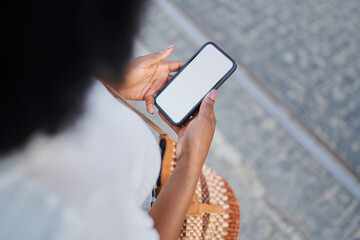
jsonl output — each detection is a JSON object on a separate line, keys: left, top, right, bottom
{"left": 208, "top": 98, "right": 215, "bottom": 105}
{"left": 213, "top": 117, "right": 217, "bottom": 124}
{"left": 211, "top": 113, "right": 217, "bottom": 124}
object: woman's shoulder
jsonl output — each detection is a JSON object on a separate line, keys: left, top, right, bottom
{"left": 0, "top": 80, "right": 160, "bottom": 205}
{"left": 0, "top": 80, "right": 161, "bottom": 239}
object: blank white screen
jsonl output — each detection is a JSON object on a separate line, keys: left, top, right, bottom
{"left": 156, "top": 43, "right": 233, "bottom": 123}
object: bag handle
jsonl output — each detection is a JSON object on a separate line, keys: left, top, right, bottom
{"left": 101, "top": 81, "right": 167, "bottom": 135}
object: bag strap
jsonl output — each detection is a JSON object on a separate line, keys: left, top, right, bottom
{"left": 101, "top": 81, "right": 167, "bottom": 135}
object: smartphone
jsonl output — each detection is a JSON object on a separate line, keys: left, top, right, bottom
{"left": 154, "top": 42, "right": 237, "bottom": 126}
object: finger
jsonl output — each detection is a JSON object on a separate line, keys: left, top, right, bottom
{"left": 158, "top": 111, "right": 181, "bottom": 134}
{"left": 144, "top": 95, "right": 155, "bottom": 115}
{"left": 159, "top": 75, "right": 173, "bottom": 89}
{"left": 141, "top": 44, "right": 175, "bottom": 65}
{"left": 158, "top": 44, "right": 175, "bottom": 61}
{"left": 147, "top": 75, "right": 173, "bottom": 97}
{"left": 158, "top": 75, "right": 173, "bottom": 90}
{"left": 190, "top": 108, "right": 200, "bottom": 119}
{"left": 143, "top": 75, "right": 173, "bottom": 101}
{"left": 166, "top": 61, "right": 185, "bottom": 72}
{"left": 199, "top": 89, "right": 217, "bottom": 118}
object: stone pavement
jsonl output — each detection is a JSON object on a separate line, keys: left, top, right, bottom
{"left": 174, "top": 0, "right": 360, "bottom": 181}
{"left": 133, "top": 1, "right": 360, "bottom": 239}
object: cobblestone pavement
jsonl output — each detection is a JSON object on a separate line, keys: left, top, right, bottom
{"left": 134, "top": 1, "right": 360, "bottom": 239}
{"left": 173, "top": 0, "right": 360, "bottom": 180}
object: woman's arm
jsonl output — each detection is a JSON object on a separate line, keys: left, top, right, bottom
{"left": 149, "top": 90, "right": 217, "bottom": 240}
{"left": 101, "top": 47, "right": 216, "bottom": 239}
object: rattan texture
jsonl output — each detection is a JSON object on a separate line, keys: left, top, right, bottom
{"left": 159, "top": 135, "right": 240, "bottom": 240}
{"left": 177, "top": 166, "right": 240, "bottom": 239}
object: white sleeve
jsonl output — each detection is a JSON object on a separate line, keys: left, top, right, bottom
{"left": 57, "top": 190, "right": 159, "bottom": 240}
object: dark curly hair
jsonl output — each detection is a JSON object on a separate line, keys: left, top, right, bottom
{"left": 0, "top": 0, "right": 147, "bottom": 154}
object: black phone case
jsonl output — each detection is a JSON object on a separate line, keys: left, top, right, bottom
{"left": 154, "top": 42, "right": 237, "bottom": 126}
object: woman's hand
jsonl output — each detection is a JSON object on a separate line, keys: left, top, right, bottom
{"left": 159, "top": 89, "right": 217, "bottom": 169}
{"left": 115, "top": 45, "right": 185, "bottom": 114}
{"left": 150, "top": 90, "right": 217, "bottom": 239}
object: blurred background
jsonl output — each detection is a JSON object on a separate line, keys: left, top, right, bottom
{"left": 133, "top": 0, "right": 360, "bottom": 239}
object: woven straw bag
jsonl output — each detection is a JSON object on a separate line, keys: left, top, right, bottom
{"left": 105, "top": 83, "right": 240, "bottom": 239}
{"left": 158, "top": 134, "right": 240, "bottom": 239}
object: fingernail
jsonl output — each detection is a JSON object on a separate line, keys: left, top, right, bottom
{"left": 209, "top": 89, "right": 217, "bottom": 101}
{"left": 165, "top": 44, "right": 175, "bottom": 51}
{"left": 150, "top": 105, "right": 154, "bottom": 115}
{"left": 160, "top": 44, "right": 174, "bottom": 53}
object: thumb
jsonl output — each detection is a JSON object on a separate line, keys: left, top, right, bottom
{"left": 199, "top": 89, "right": 217, "bottom": 116}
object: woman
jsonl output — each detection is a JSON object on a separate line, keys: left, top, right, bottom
{"left": 0, "top": 1, "right": 217, "bottom": 239}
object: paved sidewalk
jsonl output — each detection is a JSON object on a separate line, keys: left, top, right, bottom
{"left": 174, "top": 0, "right": 360, "bottom": 179}
{"left": 134, "top": 1, "right": 360, "bottom": 239}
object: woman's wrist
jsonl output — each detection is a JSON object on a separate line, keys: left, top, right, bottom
{"left": 177, "top": 150, "right": 206, "bottom": 175}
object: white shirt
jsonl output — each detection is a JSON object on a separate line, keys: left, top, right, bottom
{"left": 0, "top": 81, "right": 161, "bottom": 239}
